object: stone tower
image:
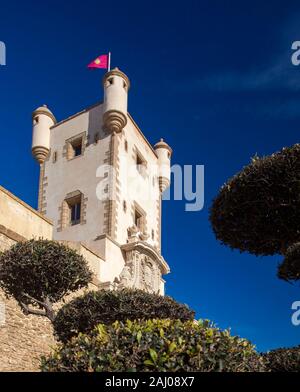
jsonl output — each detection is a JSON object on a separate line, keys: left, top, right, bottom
{"left": 31, "top": 68, "right": 172, "bottom": 294}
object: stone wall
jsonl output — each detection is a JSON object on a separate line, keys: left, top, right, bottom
{"left": 0, "top": 291, "right": 54, "bottom": 371}
{"left": 0, "top": 233, "right": 15, "bottom": 252}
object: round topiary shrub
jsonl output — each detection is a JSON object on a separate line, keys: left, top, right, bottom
{"left": 0, "top": 239, "right": 92, "bottom": 321}
{"left": 210, "top": 144, "right": 300, "bottom": 257}
{"left": 41, "top": 319, "right": 265, "bottom": 372}
{"left": 263, "top": 346, "right": 300, "bottom": 372}
{"left": 278, "top": 243, "right": 300, "bottom": 282}
{"left": 210, "top": 144, "right": 300, "bottom": 281}
{"left": 53, "top": 288, "right": 195, "bottom": 342}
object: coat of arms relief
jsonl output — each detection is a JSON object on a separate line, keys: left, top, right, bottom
{"left": 115, "top": 252, "right": 161, "bottom": 294}
{"left": 113, "top": 225, "right": 169, "bottom": 294}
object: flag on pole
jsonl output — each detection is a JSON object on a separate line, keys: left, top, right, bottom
{"left": 87, "top": 54, "right": 108, "bottom": 69}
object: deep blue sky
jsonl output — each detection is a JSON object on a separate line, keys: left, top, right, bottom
{"left": 1, "top": 0, "right": 300, "bottom": 352}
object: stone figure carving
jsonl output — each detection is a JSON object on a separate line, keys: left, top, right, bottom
{"left": 127, "top": 225, "right": 139, "bottom": 243}
{"left": 139, "top": 231, "right": 149, "bottom": 241}
{"left": 115, "top": 264, "right": 133, "bottom": 288}
{"left": 127, "top": 225, "right": 149, "bottom": 243}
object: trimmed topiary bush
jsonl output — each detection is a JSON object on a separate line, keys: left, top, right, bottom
{"left": 0, "top": 239, "right": 92, "bottom": 321}
{"left": 263, "top": 346, "right": 300, "bottom": 372}
{"left": 210, "top": 144, "right": 300, "bottom": 281}
{"left": 41, "top": 319, "right": 265, "bottom": 372}
{"left": 277, "top": 243, "right": 300, "bottom": 282}
{"left": 53, "top": 288, "right": 195, "bottom": 342}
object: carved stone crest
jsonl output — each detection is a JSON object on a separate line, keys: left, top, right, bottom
{"left": 115, "top": 241, "right": 169, "bottom": 294}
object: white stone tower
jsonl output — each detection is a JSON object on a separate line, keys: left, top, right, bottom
{"left": 32, "top": 68, "right": 172, "bottom": 294}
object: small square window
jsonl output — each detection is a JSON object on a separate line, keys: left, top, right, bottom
{"left": 67, "top": 136, "right": 84, "bottom": 160}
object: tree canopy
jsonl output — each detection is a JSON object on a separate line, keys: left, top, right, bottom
{"left": 210, "top": 144, "right": 300, "bottom": 281}
{"left": 0, "top": 240, "right": 92, "bottom": 321}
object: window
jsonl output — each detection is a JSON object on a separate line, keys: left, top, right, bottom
{"left": 136, "top": 151, "right": 147, "bottom": 175}
{"left": 70, "top": 202, "right": 81, "bottom": 225}
{"left": 72, "top": 139, "right": 82, "bottom": 157}
{"left": 134, "top": 209, "right": 143, "bottom": 230}
{"left": 66, "top": 192, "right": 82, "bottom": 226}
{"left": 124, "top": 140, "right": 128, "bottom": 152}
{"left": 123, "top": 200, "right": 127, "bottom": 212}
{"left": 65, "top": 133, "right": 85, "bottom": 160}
{"left": 34, "top": 116, "right": 39, "bottom": 125}
{"left": 151, "top": 229, "right": 155, "bottom": 240}
{"left": 53, "top": 151, "right": 57, "bottom": 163}
{"left": 58, "top": 190, "right": 87, "bottom": 232}
{"left": 132, "top": 203, "right": 147, "bottom": 235}
{"left": 106, "top": 77, "right": 113, "bottom": 87}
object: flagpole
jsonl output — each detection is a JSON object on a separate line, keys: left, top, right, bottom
{"left": 108, "top": 52, "right": 111, "bottom": 72}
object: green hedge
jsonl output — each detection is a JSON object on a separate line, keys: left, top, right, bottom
{"left": 42, "top": 319, "right": 265, "bottom": 372}
{"left": 53, "top": 289, "right": 195, "bottom": 342}
{"left": 263, "top": 346, "right": 300, "bottom": 372}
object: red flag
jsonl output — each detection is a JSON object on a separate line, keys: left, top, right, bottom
{"left": 87, "top": 54, "right": 108, "bottom": 69}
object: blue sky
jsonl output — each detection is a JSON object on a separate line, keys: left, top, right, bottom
{"left": 1, "top": 0, "right": 300, "bottom": 351}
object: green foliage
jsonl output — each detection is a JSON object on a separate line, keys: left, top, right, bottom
{"left": 210, "top": 144, "right": 300, "bottom": 281}
{"left": 0, "top": 240, "right": 92, "bottom": 320}
{"left": 53, "top": 288, "right": 195, "bottom": 342}
{"left": 263, "top": 346, "right": 300, "bottom": 372}
{"left": 41, "top": 319, "right": 265, "bottom": 372}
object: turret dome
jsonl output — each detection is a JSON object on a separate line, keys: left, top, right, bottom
{"left": 32, "top": 104, "right": 56, "bottom": 124}
{"left": 154, "top": 138, "right": 173, "bottom": 156}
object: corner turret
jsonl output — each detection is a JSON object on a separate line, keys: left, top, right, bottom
{"left": 32, "top": 105, "right": 56, "bottom": 163}
{"left": 154, "top": 138, "right": 172, "bottom": 193}
{"left": 102, "top": 67, "right": 130, "bottom": 133}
